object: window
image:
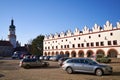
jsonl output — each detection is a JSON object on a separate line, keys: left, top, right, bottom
{"left": 74, "top": 38, "right": 76, "bottom": 40}
{"left": 72, "top": 44, "right": 75, "bottom": 48}
{"left": 100, "top": 42, "right": 104, "bottom": 46}
{"left": 67, "top": 45, "right": 69, "bottom": 48}
{"left": 56, "top": 46, "right": 58, "bottom": 49}
{"left": 53, "top": 41, "right": 54, "bottom": 43}
{"left": 96, "top": 42, "right": 99, "bottom": 46}
{"left": 78, "top": 44, "right": 80, "bottom": 47}
{"left": 110, "top": 33, "right": 113, "bottom": 36}
{"left": 45, "top": 47, "right": 47, "bottom": 50}
{"left": 81, "top": 43, "right": 84, "bottom": 47}
{"left": 86, "top": 43, "right": 89, "bottom": 47}
{"left": 89, "top": 36, "right": 91, "bottom": 39}
{"left": 61, "top": 40, "right": 63, "bottom": 42}
{"left": 113, "top": 40, "right": 117, "bottom": 45}
{"left": 52, "top": 46, "right": 54, "bottom": 49}
{"left": 64, "top": 45, "right": 66, "bottom": 48}
{"left": 66, "top": 39, "right": 67, "bottom": 41}
{"left": 48, "top": 47, "right": 50, "bottom": 49}
{"left": 98, "top": 34, "right": 101, "bottom": 37}
{"left": 91, "top": 43, "right": 94, "bottom": 47}
{"left": 79, "top": 37, "right": 80, "bottom": 40}
{"left": 108, "top": 41, "right": 111, "bottom": 45}
{"left": 61, "top": 45, "right": 63, "bottom": 49}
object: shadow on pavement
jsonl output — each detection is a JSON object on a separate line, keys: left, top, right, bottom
{"left": 111, "top": 72, "right": 120, "bottom": 76}
{"left": 0, "top": 74, "right": 5, "bottom": 78}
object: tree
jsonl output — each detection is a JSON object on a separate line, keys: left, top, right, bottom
{"left": 28, "top": 35, "right": 44, "bottom": 56}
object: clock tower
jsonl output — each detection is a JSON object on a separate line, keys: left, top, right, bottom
{"left": 8, "top": 19, "right": 16, "bottom": 48}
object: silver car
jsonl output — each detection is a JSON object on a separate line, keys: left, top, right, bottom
{"left": 62, "top": 58, "right": 112, "bottom": 76}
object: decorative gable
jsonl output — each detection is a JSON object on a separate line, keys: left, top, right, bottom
{"left": 104, "top": 21, "right": 113, "bottom": 30}
{"left": 117, "top": 22, "right": 120, "bottom": 28}
{"left": 82, "top": 26, "right": 89, "bottom": 34}
{"left": 74, "top": 28, "right": 80, "bottom": 35}
{"left": 92, "top": 24, "right": 100, "bottom": 32}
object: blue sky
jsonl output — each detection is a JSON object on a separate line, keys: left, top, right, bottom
{"left": 0, "top": 0, "right": 120, "bottom": 46}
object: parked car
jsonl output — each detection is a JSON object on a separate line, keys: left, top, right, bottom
{"left": 12, "top": 51, "right": 21, "bottom": 59}
{"left": 39, "top": 56, "right": 45, "bottom": 60}
{"left": 19, "top": 58, "right": 49, "bottom": 69}
{"left": 44, "top": 56, "right": 51, "bottom": 60}
{"left": 62, "top": 58, "right": 112, "bottom": 76}
{"left": 52, "top": 55, "right": 64, "bottom": 61}
{"left": 58, "top": 57, "right": 70, "bottom": 66}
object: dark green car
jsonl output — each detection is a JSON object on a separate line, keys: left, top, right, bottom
{"left": 19, "top": 58, "right": 49, "bottom": 69}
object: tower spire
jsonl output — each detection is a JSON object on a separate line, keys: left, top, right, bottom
{"left": 11, "top": 19, "right": 14, "bottom": 25}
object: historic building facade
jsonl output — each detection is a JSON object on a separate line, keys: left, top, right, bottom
{"left": 43, "top": 21, "right": 120, "bottom": 58}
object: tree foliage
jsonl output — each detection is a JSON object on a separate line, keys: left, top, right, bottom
{"left": 28, "top": 35, "right": 44, "bottom": 56}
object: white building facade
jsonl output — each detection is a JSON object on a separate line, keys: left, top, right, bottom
{"left": 43, "top": 21, "right": 120, "bottom": 58}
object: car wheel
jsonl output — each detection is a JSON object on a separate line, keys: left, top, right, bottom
{"left": 66, "top": 67, "right": 73, "bottom": 74}
{"left": 95, "top": 69, "right": 103, "bottom": 76}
